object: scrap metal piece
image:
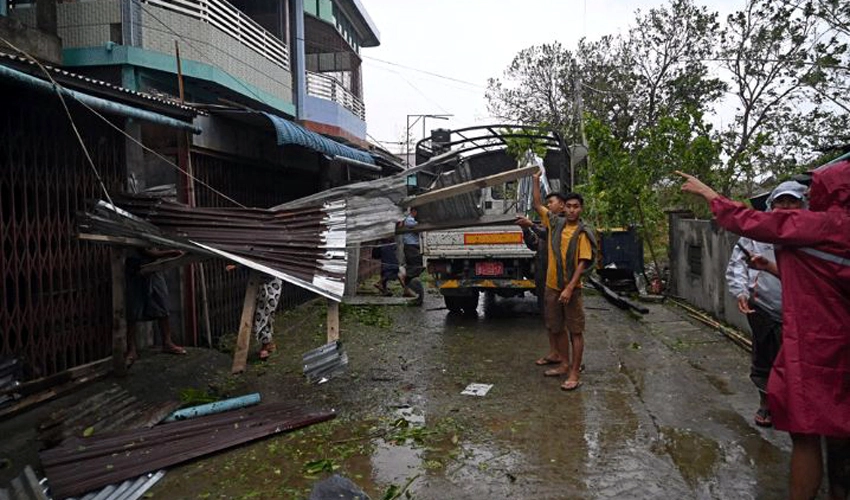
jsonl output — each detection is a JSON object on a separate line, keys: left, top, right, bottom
{"left": 40, "top": 402, "right": 335, "bottom": 498}
{"left": 461, "top": 383, "right": 493, "bottom": 397}
{"left": 303, "top": 341, "right": 349, "bottom": 384}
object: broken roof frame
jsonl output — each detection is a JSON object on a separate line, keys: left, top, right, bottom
{"left": 414, "top": 123, "right": 568, "bottom": 168}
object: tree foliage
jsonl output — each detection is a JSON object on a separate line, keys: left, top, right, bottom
{"left": 486, "top": 0, "right": 850, "bottom": 240}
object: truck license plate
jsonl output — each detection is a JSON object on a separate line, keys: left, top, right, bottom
{"left": 475, "top": 261, "right": 504, "bottom": 276}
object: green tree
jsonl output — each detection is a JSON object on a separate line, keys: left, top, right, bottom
{"left": 583, "top": 109, "right": 721, "bottom": 264}
{"left": 718, "top": 0, "right": 848, "bottom": 195}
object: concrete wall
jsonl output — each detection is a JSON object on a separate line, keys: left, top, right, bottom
{"left": 668, "top": 215, "right": 752, "bottom": 333}
{"left": 0, "top": 14, "right": 61, "bottom": 63}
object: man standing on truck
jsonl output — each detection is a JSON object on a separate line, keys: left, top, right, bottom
{"left": 532, "top": 169, "right": 594, "bottom": 391}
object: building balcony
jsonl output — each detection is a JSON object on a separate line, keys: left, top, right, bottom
{"left": 306, "top": 70, "right": 363, "bottom": 120}
{"left": 8, "top": 0, "right": 294, "bottom": 113}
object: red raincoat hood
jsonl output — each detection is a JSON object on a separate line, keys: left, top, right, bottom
{"left": 808, "top": 160, "right": 850, "bottom": 213}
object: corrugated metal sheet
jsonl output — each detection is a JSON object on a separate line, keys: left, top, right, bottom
{"left": 40, "top": 402, "right": 335, "bottom": 499}
{"left": 0, "top": 466, "right": 48, "bottom": 500}
{"left": 0, "top": 52, "right": 197, "bottom": 114}
{"left": 302, "top": 341, "right": 348, "bottom": 383}
{"left": 272, "top": 127, "right": 569, "bottom": 242}
{"left": 79, "top": 197, "right": 349, "bottom": 300}
{"left": 69, "top": 471, "right": 165, "bottom": 500}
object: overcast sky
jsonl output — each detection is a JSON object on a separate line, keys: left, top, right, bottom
{"left": 360, "top": 0, "right": 743, "bottom": 155}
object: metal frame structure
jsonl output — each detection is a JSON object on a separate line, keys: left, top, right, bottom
{"left": 413, "top": 124, "right": 572, "bottom": 189}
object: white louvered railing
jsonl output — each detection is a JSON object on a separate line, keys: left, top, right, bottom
{"left": 306, "top": 71, "right": 365, "bottom": 120}
{"left": 143, "top": 0, "right": 289, "bottom": 70}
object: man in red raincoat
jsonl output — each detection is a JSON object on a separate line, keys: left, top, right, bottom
{"left": 677, "top": 161, "right": 850, "bottom": 500}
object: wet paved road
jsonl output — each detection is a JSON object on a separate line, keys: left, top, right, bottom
{"left": 339, "top": 291, "right": 791, "bottom": 499}
{"left": 131, "top": 289, "right": 793, "bottom": 499}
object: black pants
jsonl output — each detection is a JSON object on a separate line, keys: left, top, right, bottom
{"left": 745, "top": 302, "right": 782, "bottom": 394}
{"left": 403, "top": 244, "right": 423, "bottom": 280}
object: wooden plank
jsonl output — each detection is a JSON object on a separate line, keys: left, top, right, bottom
{"left": 111, "top": 249, "right": 128, "bottom": 377}
{"left": 139, "top": 253, "right": 204, "bottom": 275}
{"left": 326, "top": 300, "right": 340, "bottom": 343}
{"left": 0, "top": 369, "right": 109, "bottom": 420}
{"left": 343, "top": 296, "right": 417, "bottom": 306}
{"left": 231, "top": 272, "right": 260, "bottom": 374}
{"left": 396, "top": 214, "right": 519, "bottom": 234}
{"left": 402, "top": 165, "right": 538, "bottom": 208}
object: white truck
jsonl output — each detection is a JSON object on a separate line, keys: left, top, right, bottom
{"left": 411, "top": 125, "right": 571, "bottom": 314}
{"left": 422, "top": 182, "right": 542, "bottom": 314}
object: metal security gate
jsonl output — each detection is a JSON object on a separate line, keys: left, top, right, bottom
{"left": 191, "top": 151, "right": 319, "bottom": 345}
{"left": 0, "top": 85, "right": 124, "bottom": 379}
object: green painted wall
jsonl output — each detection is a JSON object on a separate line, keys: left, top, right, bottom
{"left": 63, "top": 45, "right": 296, "bottom": 116}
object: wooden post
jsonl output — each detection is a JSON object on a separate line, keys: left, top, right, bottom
{"left": 343, "top": 245, "right": 360, "bottom": 297}
{"left": 197, "top": 263, "right": 213, "bottom": 349}
{"left": 326, "top": 300, "right": 340, "bottom": 343}
{"left": 111, "top": 249, "right": 128, "bottom": 377}
{"left": 232, "top": 272, "right": 260, "bottom": 374}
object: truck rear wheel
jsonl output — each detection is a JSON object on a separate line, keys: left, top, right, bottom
{"left": 444, "top": 294, "right": 479, "bottom": 314}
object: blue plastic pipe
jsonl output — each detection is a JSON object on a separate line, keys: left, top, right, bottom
{"left": 163, "top": 393, "right": 261, "bottom": 423}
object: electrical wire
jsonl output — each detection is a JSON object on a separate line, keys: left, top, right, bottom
{"left": 0, "top": 37, "right": 248, "bottom": 209}
{"left": 135, "top": 1, "right": 280, "bottom": 107}
{"left": 1, "top": 36, "right": 115, "bottom": 207}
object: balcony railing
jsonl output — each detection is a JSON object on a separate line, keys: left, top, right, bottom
{"left": 306, "top": 71, "right": 365, "bottom": 120}
{"left": 144, "top": 0, "right": 289, "bottom": 70}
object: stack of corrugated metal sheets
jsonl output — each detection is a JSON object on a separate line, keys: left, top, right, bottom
{"left": 40, "top": 402, "right": 335, "bottom": 499}
{"left": 78, "top": 196, "right": 347, "bottom": 300}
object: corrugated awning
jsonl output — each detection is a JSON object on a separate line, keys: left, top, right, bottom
{"left": 0, "top": 62, "right": 200, "bottom": 133}
{"left": 261, "top": 112, "right": 376, "bottom": 165}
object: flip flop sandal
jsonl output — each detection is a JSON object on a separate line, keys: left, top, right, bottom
{"left": 163, "top": 346, "right": 187, "bottom": 355}
{"left": 535, "top": 357, "right": 560, "bottom": 366}
{"left": 754, "top": 408, "right": 772, "bottom": 427}
{"left": 560, "top": 380, "right": 582, "bottom": 391}
{"left": 544, "top": 366, "right": 571, "bottom": 377}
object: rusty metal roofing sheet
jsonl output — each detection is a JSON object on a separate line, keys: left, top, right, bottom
{"left": 41, "top": 402, "right": 335, "bottom": 499}
{"left": 79, "top": 197, "right": 348, "bottom": 300}
{"left": 0, "top": 52, "right": 197, "bottom": 114}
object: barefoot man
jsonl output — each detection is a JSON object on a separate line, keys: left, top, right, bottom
{"left": 531, "top": 169, "right": 594, "bottom": 391}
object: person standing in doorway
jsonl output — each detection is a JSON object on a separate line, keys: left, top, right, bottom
{"left": 725, "top": 180, "right": 806, "bottom": 427}
{"left": 125, "top": 248, "right": 187, "bottom": 365}
{"left": 531, "top": 169, "right": 595, "bottom": 391}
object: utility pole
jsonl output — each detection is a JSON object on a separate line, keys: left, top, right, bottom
{"left": 405, "top": 114, "right": 452, "bottom": 166}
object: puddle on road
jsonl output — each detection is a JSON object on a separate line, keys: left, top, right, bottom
{"left": 368, "top": 438, "right": 423, "bottom": 485}
{"left": 658, "top": 426, "right": 721, "bottom": 487}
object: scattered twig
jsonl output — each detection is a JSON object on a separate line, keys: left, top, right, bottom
{"left": 387, "top": 474, "right": 421, "bottom": 500}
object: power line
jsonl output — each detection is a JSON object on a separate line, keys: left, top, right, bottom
{"left": 362, "top": 55, "right": 487, "bottom": 89}
{"left": 1, "top": 36, "right": 114, "bottom": 207}
{"left": 1, "top": 37, "right": 247, "bottom": 208}
{"left": 371, "top": 64, "right": 451, "bottom": 115}
{"left": 135, "top": 2, "right": 278, "bottom": 108}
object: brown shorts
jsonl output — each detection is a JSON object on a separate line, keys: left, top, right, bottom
{"left": 544, "top": 287, "right": 585, "bottom": 334}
